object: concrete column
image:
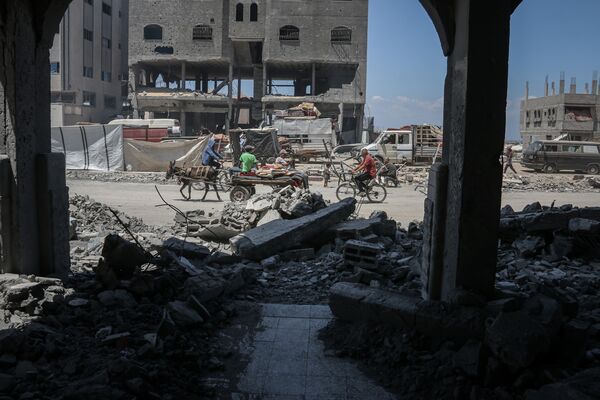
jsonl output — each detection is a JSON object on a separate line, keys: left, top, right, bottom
{"left": 129, "top": 66, "right": 141, "bottom": 118}
{"left": 226, "top": 62, "right": 234, "bottom": 134}
{"left": 202, "top": 72, "right": 209, "bottom": 93}
{"left": 420, "top": 0, "right": 517, "bottom": 300}
{"left": 0, "top": 0, "right": 71, "bottom": 276}
{"left": 179, "top": 111, "right": 186, "bottom": 136}
{"left": 311, "top": 63, "right": 316, "bottom": 96}
{"left": 262, "top": 63, "right": 268, "bottom": 97}
{"left": 181, "top": 61, "right": 187, "bottom": 90}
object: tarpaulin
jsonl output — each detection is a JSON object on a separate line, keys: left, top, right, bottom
{"left": 123, "top": 136, "right": 210, "bottom": 172}
{"left": 51, "top": 124, "right": 124, "bottom": 171}
{"left": 230, "top": 130, "right": 280, "bottom": 164}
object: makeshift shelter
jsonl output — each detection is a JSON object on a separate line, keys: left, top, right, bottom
{"left": 51, "top": 124, "right": 211, "bottom": 172}
{"left": 123, "top": 136, "right": 210, "bottom": 172}
{"left": 229, "top": 128, "right": 280, "bottom": 166}
{"left": 51, "top": 124, "right": 124, "bottom": 171}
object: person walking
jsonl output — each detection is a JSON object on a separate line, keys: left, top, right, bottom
{"left": 352, "top": 148, "right": 377, "bottom": 195}
{"left": 503, "top": 145, "right": 517, "bottom": 174}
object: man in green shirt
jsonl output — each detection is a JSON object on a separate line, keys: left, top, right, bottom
{"left": 239, "top": 145, "right": 257, "bottom": 173}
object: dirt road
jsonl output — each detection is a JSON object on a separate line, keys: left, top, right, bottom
{"left": 67, "top": 179, "right": 600, "bottom": 227}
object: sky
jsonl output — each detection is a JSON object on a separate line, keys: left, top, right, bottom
{"left": 366, "top": 0, "right": 600, "bottom": 140}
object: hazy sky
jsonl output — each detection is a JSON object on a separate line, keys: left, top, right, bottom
{"left": 366, "top": 0, "right": 600, "bottom": 139}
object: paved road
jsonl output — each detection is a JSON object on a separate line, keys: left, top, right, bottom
{"left": 67, "top": 179, "right": 600, "bottom": 227}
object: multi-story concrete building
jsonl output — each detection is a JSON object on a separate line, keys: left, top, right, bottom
{"left": 50, "top": 0, "right": 129, "bottom": 127}
{"left": 127, "top": 0, "right": 368, "bottom": 141}
{"left": 520, "top": 72, "right": 600, "bottom": 147}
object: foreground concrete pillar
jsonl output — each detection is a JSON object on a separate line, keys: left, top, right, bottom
{"left": 0, "top": 0, "right": 71, "bottom": 276}
{"left": 420, "top": 0, "right": 521, "bottom": 300}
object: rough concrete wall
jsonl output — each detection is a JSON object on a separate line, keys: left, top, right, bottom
{"left": 0, "top": 0, "right": 71, "bottom": 275}
{"left": 129, "top": 0, "right": 229, "bottom": 63}
{"left": 263, "top": 0, "right": 368, "bottom": 105}
{"left": 228, "top": 0, "right": 265, "bottom": 40}
{"left": 263, "top": 0, "right": 367, "bottom": 63}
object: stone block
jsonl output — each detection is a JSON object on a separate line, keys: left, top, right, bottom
{"left": 343, "top": 240, "right": 382, "bottom": 270}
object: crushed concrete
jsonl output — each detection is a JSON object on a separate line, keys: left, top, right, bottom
{"left": 175, "top": 187, "right": 328, "bottom": 241}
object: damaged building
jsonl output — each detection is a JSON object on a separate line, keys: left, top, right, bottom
{"left": 127, "top": 0, "right": 368, "bottom": 141}
{"left": 520, "top": 72, "right": 600, "bottom": 147}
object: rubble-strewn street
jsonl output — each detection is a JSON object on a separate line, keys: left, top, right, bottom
{"left": 2, "top": 186, "right": 600, "bottom": 399}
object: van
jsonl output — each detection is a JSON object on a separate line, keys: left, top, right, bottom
{"left": 364, "top": 129, "right": 413, "bottom": 163}
{"left": 363, "top": 125, "right": 442, "bottom": 164}
{"left": 522, "top": 140, "right": 600, "bottom": 174}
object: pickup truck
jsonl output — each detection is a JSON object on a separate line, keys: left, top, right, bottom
{"left": 363, "top": 124, "right": 443, "bottom": 164}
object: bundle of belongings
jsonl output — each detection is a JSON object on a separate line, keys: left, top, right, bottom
{"left": 286, "top": 102, "right": 321, "bottom": 118}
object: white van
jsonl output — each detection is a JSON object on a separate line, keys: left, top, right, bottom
{"left": 364, "top": 129, "right": 413, "bottom": 162}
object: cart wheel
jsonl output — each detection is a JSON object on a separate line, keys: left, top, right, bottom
{"left": 336, "top": 182, "right": 356, "bottom": 201}
{"left": 217, "top": 171, "right": 231, "bottom": 191}
{"left": 230, "top": 186, "right": 252, "bottom": 202}
{"left": 367, "top": 183, "right": 387, "bottom": 203}
{"left": 191, "top": 182, "right": 206, "bottom": 191}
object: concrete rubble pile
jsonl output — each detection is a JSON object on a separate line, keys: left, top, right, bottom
{"left": 233, "top": 210, "right": 426, "bottom": 304}
{"left": 502, "top": 173, "right": 600, "bottom": 193}
{"left": 321, "top": 201, "right": 600, "bottom": 399}
{"left": 175, "top": 187, "right": 328, "bottom": 241}
{"left": 0, "top": 197, "right": 264, "bottom": 399}
{"left": 66, "top": 170, "right": 172, "bottom": 185}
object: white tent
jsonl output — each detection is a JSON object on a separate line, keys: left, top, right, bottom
{"left": 51, "top": 124, "right": 124, "bottom": 171}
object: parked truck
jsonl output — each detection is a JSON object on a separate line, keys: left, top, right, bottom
{"left": 363, "top": 124, "right": 443, "bottom": 164}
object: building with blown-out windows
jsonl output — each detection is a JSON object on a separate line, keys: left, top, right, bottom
{"left": 520, "top": 72, "right": 600, "bottom": 148}
{"left": 127, "top": 0, "right": 368, "bottom": 141}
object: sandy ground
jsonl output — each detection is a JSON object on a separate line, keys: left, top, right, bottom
{"left": 67, "top": 179, "right": 600, "bottom": 227}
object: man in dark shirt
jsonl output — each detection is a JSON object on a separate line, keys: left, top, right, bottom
{"left": 353, "top": 148, "right": 377, "bottom": 195}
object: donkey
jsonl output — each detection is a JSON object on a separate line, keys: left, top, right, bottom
{"left": 166, "top": 160, "right": 222, "bottom": 201}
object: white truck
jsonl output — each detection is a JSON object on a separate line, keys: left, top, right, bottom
{"left": 364, "top": 124, "right": 443, "bottom": 164}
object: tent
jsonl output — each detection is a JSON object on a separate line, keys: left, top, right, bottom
{"left": 51, "top": 124, "right": 211, "bottom": 172}
{"left": 51, "top": 124, "right": 124, "bottom": 171}
{"left": 123, "top": 136, "right": 210, "bottom": 172}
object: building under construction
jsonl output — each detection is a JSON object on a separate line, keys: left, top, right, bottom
{"left": 520, "top": 72, "right": 600, "bottom": 147}
{"left": 127, "top": 0, "right": 368, "bottom": 142}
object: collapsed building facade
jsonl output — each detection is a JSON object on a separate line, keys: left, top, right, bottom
{"left": 520, "top": 72, "right": 600, "bottom": 147}
{"left": 127, "top": 0, "right": 368, "bottom": 141}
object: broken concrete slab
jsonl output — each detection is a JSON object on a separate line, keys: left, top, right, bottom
{"left": 162, "top": 238, "right": 210, "bottom": 259}
{"left": 514, "top": 236, "right": 545, "bottom": 258}
{"left": 167, "top": 301, "right": 204, "bottom": 326}
{"left": 230, "top": 198, "right": 356, "bottom": 260}
{"left": 568, "top": 218, "right": 600, "bottom": 234}
{"left": 256, "top": 209, "right": 282, "bottom": 226}
{"left": 280, "top": 248, "right": 315, "bottom": 261}
{"left": 329, "top": 282, "right": 485, "bottom": 341}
